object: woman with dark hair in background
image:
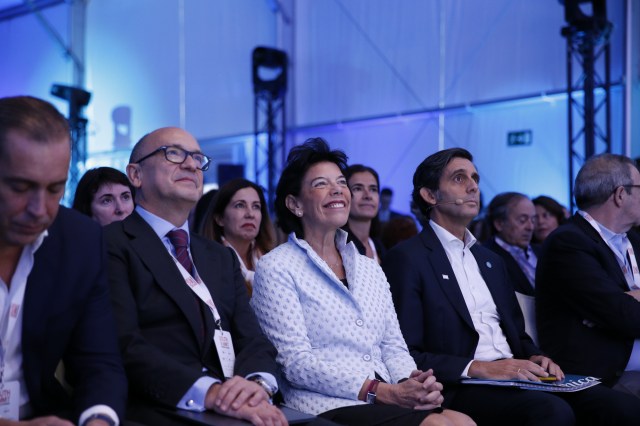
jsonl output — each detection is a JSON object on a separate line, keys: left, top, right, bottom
{"left": 201, "top": 178, "right": 274, "bottom": 295}
{"left": 532, "top": 195, "right": 567, "bottom": 243}
{"left": 343, "top": 164, "right": 385, "bottom": 263}
{"left": 72, "top": 166, "right": 135, "bottom": 226}
{"left": 251, "top": 138, "right": 474, "bottom": 426}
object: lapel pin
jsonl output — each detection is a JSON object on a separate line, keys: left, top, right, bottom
{"left": 442, "top": 274, "right": 449, "bottom": 280}
{"left": 486, "top": 261, "right": 492, "bottom": 268}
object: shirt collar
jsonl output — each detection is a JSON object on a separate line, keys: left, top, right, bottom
{"left": 136, "top": 205, "right": 190, "bottom": 240}
{"left": 494, "top": 236, "right": 531, "bottom": 257}
{"left": 578, "top": 210, "right": 626, "bottom": 244}
{"left": 429, "top": 219, "right": 477, "bottom": 250}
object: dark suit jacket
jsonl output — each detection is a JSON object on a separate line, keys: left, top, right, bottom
{"left": 23, "top": 207, "right": 127, "bottom": 420}
{"left": 536, "top": 214, "right": 640, "bottom": 384}
{"left": 382, "top": 224, "right": 539, "bottom": 384}
{"left": 484, "top": 239, "right": 540, "bottom": 296}
{"left": 105, "top": 211, "right": 277, "bottom": 417}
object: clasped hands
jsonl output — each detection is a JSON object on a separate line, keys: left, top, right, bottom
{"left": 468, "top": 355, "right": 565, "bottom": 382}
{"left": 374, "top": 368, "right": 444, "bottom": 410}
{"left": 205, "top": 376, "right": 287, "bottom": 426}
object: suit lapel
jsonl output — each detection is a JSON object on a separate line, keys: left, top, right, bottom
{"left": 473, "top": 245, "right": 510, "bottom": 315}
{"left": 124, "top": 212, "right": 205, "bottom": 348}
{"left": 419, "top": 227, "right": 475, "bottom": 330}
{"left": 191, "top": 236, "right": 219, "bottom": 354}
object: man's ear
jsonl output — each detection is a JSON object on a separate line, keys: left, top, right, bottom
{"left": 419, "top": 187, "right": 437, "bottom": 205}
{"left": 126, "top": 163, "right": 143, "bottom": 189}
{"left": 285, "top": 194, "right": 302, "bottom": 217}
{"left": 493, "top": 219, "right": 505, "bottom": 233}
{"left": 612, "top": 185, "right": 626, "bottom": 207}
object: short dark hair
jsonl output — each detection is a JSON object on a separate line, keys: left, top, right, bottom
{"left": 201, "top": 178, "right": 275, "bottom": 254}
{"left": 532, "top": 195, "right": 567, "bottom": 227}
{"left": 412, "top": 148, "right": 474, "bottom": 218}
{"left": 345, "top": 164, "right": 381, "bottom": 237}
{"left": 574, "top": 153, "right": 637, "bottom": 210}
{"left": 486, "top": 192, "right": 528, "bottom": 235}
{"left": 275, "top": 137, "right": 348, "bottom": 238}
{"left": 0, "top": 96, "right": 70, "bottom": 157}
{"left": 380, "top": 187, "right": 393, "bottom": 196}
{"left": 346, "top": 164, "right": 380, "bottom": 188}
{"left": 72, "top": 167, "right": 134, "bottom": 217}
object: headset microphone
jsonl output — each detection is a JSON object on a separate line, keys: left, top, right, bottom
{"left": 434, "top": 198, "right": 464, "bottom": 206}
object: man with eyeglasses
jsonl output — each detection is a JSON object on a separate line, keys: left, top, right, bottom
{"left": 537, "top": 153, "right": 640, "bottom": 399}
{"left": 104, "top": 127, "right": 287, "bottom": 425}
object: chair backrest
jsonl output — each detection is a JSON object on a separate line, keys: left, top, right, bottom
{"left": 514, "top": 291, "right": 538, "bottom": 345}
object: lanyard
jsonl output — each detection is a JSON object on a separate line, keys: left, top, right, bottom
{"left": 581, "top": 212, "right": 640, "bottom": 290}
{"left": 170, "top": 255, "right": 224, "bottom": 330}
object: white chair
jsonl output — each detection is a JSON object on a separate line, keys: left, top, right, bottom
{"left": 514, "top": 291, "right": 538, "bottom": 346}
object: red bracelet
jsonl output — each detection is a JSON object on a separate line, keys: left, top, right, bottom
{"left": 365, "top": 379, "right": 380, "bottom": 404}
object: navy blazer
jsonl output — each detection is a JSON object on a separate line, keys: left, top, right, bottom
{"left": 484, "top": 239, "right": 540, "bottom": 296}
{"left": 383, "top": 224, "right": 539, "bottom": 383}
{"left": 23, "top": 207, "right": 127, "bottom": 420}
{"left": 536, "top": 214, "right": 640, "bottom": 384}
{"left": 105, "top": 211, "right": 277, "bottom": 412}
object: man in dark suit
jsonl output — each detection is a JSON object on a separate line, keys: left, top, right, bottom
{"left": 383, "top": 148, "right": 640, "bottom": 425}
{"left": 484, "top": 192, "right": 540, "bottom": 343}
{"left": 537, "top": 153, "right": 640, "bottom": 398}
{"left": 484, "top": 192, "right": 539, "bottom": 297}
{"left": 105, "top": 127, "right": 286, "bottom": 425}
{"left": 0, "top": 96, "right": 126, "bottom": 426}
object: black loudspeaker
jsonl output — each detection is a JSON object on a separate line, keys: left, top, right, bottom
{"left": 563, "top": 0, "right": 608, "bottom": 32}
{"left": 252, "top": 46, "right": 287, "bottom": 99}
{"left": 217, "top": 164, "right": 245, "bottom": 187}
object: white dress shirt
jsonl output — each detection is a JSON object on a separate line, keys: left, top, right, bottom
{"left": 429, "top": 221, "right": 513, "bottom": 375}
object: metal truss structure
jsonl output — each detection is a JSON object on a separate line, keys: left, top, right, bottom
{"left": 253, "top": 47, "right": 288, "bottom": 213}
{"left": 562, "top": 0, "right": 612, "bottom": 210}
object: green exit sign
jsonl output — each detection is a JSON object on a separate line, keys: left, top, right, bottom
{"left": 508, "top": 130, "right": 532, "bottom": 146}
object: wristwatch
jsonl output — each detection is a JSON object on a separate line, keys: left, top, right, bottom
{"left": 366, "top": 379, "right": 380, "bottom": 404}
{"left": 249, "top": 376, "right": 276, "bottom": 399}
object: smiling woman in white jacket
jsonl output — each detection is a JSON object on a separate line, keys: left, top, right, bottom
{"left": 250, "top": 138, "right": 474, "bottom": 426}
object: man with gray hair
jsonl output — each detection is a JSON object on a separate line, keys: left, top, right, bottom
{"left": 485, "top": 192, "right": 539, "bottom": 297}
{"left": 537, "top": 153, "right": 640, "bottom": 398}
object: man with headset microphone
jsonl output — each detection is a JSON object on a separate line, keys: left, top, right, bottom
{"left": 383, "top": 147, "right": 640, "bottom": 425}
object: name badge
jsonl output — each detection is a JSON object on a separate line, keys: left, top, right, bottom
{"left": 213, "top": 329, "right": 236, "bottom": 379}
{"left": 0, "top": 381, "right": 20, "bottom": 420}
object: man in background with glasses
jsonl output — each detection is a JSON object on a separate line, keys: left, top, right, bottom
{"left": 537, "top": 153, "right": 640, "bottom": 399}
{"left": 105, "top": 127, "right": 286, "bottom": 425}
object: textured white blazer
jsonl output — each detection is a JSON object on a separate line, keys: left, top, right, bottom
{"left": 251, "top": 229, "right": 416, "bottom": 414}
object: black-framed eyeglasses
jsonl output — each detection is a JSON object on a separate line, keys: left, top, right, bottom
{"left": 622, "top": 185, "right": 640, "bottom": 189}
{"left": 134, "top": 145, "right": 211, "bottom": 171}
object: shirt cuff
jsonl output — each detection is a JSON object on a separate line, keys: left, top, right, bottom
{"left": 79, "top": 404, "right": 119, "bottom": 426}
{"left": 177, "top": 376, "right": 221, "bottom": 411}
{"left": 461, "top": 360, "right": 474, "bottom": 378}
{"left": 245, "top": 372, "right": 278, "bottom": 393}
